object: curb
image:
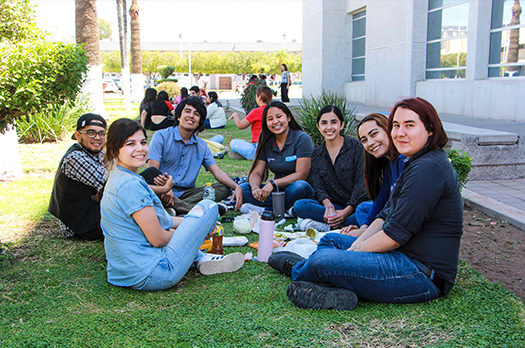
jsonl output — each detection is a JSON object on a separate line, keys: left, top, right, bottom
{"left": 462, "top": 188, "right": 525, "bottom": 231}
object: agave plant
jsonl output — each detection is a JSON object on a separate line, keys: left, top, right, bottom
{"left": 17, "top": 95, "right": 93, "bottom": 143}
{"left": 293, "top": 89, "right": 357, "bottom": 147}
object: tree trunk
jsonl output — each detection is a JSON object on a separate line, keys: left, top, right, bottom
{"left": 75, "top": 0, "right": 107, "bottom": 118}
{"left": 129, "top": 0, "right": 144, "bottom": 103}
{"left": 0, "top": 124, "right": 23, "bottom": 181}
{"left": 116, "top": 0, "right": 131, "bottom": 110}
{"left": 508, "top": 0, "right": 522, "bottom": 74}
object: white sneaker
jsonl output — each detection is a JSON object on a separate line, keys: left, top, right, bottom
{"left": 299, "top": 218, "right": 331, "bottom": 232}
{"left": 197, "top": 252, "right": 245, "bottom": 276}
{"left": 217, "top": 202, "right": 229, "bottom": 216}
{"left": 284, "top": 207, "right": 296, "bottom": 218}
{"left": 240, "top": 203, "right": 265, "bottom": 215}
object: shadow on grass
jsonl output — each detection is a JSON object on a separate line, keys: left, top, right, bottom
{"left": 1, "top": 212, "right": 524, "bottom": 347}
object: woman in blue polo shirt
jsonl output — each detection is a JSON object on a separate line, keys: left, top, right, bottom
{"left": 240, "top": 101, "right": 314, "bottom": 211}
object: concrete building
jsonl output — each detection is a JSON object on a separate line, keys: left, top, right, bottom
{"left": 303, "top": 0, "right": 525, "bottom": 122}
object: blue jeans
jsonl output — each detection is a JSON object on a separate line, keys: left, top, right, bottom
{"left": 132, "top": 200, "right": 218, "bottom": 291}
{"left": 241, "top": 180, "right": 314, "bottom": 210}
{"left": 292, "top": 233, "right": 441, "bottom": 303}
{"left": 294, "top": 199, "right": 358, "bottom": 226}
{"left": 204, "top": 119, "right": 225, "bottom": 129}
{"left": 229, "top": 139, "right": 257, "bottom": 160}
{"left": 208, "top": 134, "right": 224, "bottom": 144}
{"left": 355, "top": 201, "right": 373, "bottom": 226}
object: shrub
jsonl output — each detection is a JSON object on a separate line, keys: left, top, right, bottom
{"left": 155, "top": 78, "right": 178, "bottom": 84}
{"left": 16, "top": 96, "right": 93, "bottom": 143}
{"left": 155, "top": 82, "right": 180, "bottom": 99}
{"left": 447, "top": 149, "right": 472, "bottom": 190}
{"left": 240, "top": 79, "right": 277, "bottom": 114}
{"left": 294, "top": 89, "right": 358, "bottom": 147}
{"left": 158, "top": 65, "right": 176, "bottom": 79}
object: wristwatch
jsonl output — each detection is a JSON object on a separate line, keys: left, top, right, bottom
{"left": 270, "top": 179, "right": 276, "bottom": 190}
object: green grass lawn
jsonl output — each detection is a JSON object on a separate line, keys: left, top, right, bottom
{"left": 1, "top": 99, "right": 524, "bottom": 347}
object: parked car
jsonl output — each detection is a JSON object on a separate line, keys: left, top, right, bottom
{"left": 103, "top": 79, "right": 119, "bottom": 93}
{"left": 292, "top": 80, "right": 302, "bottom": 86}
{"left": 112, "top": 78, "right": 123, "bottom": 91}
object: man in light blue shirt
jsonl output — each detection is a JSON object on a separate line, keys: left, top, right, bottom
{"left": 148, "top": 97, "right": 243, "bottom": 215}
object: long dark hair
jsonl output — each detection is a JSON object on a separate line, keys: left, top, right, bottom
{"left": 180, "top": 87, "right": 189, "bottom": 100}
{"left": 98, "top": 118, "right": 147, "bottom": 201}
{"left": 208, "top": 91, "right": 222, "bottom": 107}
{"left": 249, "top": 101, "right": 303, "bottom": 182}
{"left": 140, "top": 88, "right": 157, "bottom": 109}
{"left": 151, "top": 91, "right": 170, "bottom": 115}
{"left": 104, "top": 118, "right": 147, "bottom": 171}
{"left": 357, "top": 113, "right": 400, "bottom": 200}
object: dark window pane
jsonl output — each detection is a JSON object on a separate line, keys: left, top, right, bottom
{"left": 429, "top": 0, "right": 464, "bottom": 11}
{"left": 426, "top": 42, "right": 442, "bottom": 69}
{"left": 353, "top": 17, "right": 366, "bottom": 38}
{"left": 428, "top": 10, "right": 444, "bottom": 41}
{"left": 352, "top": 57, "right": 365, "bottom": 75}
{"left": 352, "top": 37, "right": 366, "bottom": 57}
{"left": 353, "top": 10, "right": 366, "bottom": 20}
{"left": 491, "top": 0, "right": 522, "bottom": 30}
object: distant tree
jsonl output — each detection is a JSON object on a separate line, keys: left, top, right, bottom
{"left": 98, "top": 18, "right": 113, "bottom": 40}
{"left": 129, "top": 0, "right": 143, "bottom": 102}
{"left": 76, "top": 0, "right": 107, "bottom": 117}
{"left": 116, "top": 0, "right": 131, "bottom": 109}
{"left": 101, "top": 51, "right": 122, "bottom": 73}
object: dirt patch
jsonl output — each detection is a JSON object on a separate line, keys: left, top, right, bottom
{"left": 460, "top": 205, "right": 525, "bottom": 300}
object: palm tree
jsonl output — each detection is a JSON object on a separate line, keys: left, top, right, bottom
{"left": 508, "top": 0, "right": 522, "bottom": 75}
{"left": 75, "top": 0, "right": 107, "bottom": 118}
{"left": 129, "top": 0, "right": 143, "bottom": 103}
{"left": 116, "top": 0, "right": 131, "bottom": 110}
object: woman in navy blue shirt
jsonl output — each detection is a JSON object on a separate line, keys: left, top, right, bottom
{"left": 270, "top": 98, "right": 463, "bottom": 311}
{"left": 240, "top": 101, "right": 314, "bottom": 211}
{"left": 342, "top": 113, "right": 407, "bottom": 236}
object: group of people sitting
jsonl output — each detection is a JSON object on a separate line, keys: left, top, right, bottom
{"left": 48, "top": 95, "right": 463, "bottom": 312}
{"left": 140, "top": 86, "right": 226, "bottom": 132}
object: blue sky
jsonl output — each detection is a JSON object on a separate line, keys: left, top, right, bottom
{"left": 32, "top": 0, "right": 303, "bottom": 43}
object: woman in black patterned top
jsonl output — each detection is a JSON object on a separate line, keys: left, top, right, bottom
{"left": 294, "top": 105, "right": 369, "bottom": 229}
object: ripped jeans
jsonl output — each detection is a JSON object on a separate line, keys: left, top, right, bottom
{"left": 132, "top": 200, "right": 218, "bottom": 291}
{"left": 291, "top": 233, "right": 441, "bottom": 303}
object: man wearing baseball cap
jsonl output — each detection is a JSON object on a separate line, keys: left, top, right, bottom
{"left": 48, "top": 113, "right": 108, "bottom": 240}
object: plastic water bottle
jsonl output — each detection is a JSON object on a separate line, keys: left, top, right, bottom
{"left": 258, "top": 210, "right": 275, "bottom": 262}
{"left": 326, "top": 204, "right": 337, "bottom": 223}
{"left": 203, "top": 183, "right": 215, "bottom": 201}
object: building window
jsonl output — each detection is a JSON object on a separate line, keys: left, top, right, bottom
{"left": 352, "top": 9, "right": 366, "bottom": 81}
{"left": 489, "top": 0, "right": 525, "bottom": 77}
{"left": 426, "top": 0, "right": 469, "bottom": 79}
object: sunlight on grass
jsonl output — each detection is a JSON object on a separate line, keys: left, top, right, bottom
{"left": 2, "top": 97, "right": 524, "bottom": 347}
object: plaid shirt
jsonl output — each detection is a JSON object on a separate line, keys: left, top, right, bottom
{"left": 58, "top": 143, "right": 107, "bottom": 237}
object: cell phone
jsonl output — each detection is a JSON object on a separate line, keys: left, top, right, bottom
{"left": 221, "top": 217, "right": 234, "bottom": 223}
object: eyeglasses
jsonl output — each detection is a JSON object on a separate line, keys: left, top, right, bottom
{"left": 79, "top": 130, "right": 106, "bottom": 139}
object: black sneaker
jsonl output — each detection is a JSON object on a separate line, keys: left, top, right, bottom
{"left": 286, "top": 281, "right": 358, "bottom": 311}
{"left": 217, "top": 202, "right": 228, "bottom": 216}
{"left": 268, "top": 251, "right": 305, "bottom": 277}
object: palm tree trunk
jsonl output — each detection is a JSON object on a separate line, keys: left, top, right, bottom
{"left": 129, "top": 0, "right": 144, "bottom": 103}
{"left": 116, "top": 0, "right": 131, "bottom": 110}
{"left": 508, "top": 0, "right": 522, "bottom": 74}
{"left": 75, "top": 0, "right": 107, "bottom": 118}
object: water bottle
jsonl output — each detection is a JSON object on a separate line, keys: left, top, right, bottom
{"left": 203, "top": 183, "right": 215, "bottom": 201}
{"left": 258, "top": 209, "right": 275, "bottom": 262}
{"left": 326, "top": 204, "right": 336, "bottom": 223}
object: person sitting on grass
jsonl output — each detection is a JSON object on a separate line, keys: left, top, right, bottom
{"left": 240, "top": 101, "right": 314, "bottom": 213}
{"left": 293, "top": 105, "right": 369, "bottom": 231}
{"left": 269, "top": 97, "right": 463, "bottom": 311}
{"left": 148, "top": 97, "right": 243, "bottom": 215}
{"left": 340, "top": 113, "right": 407, "bottom": 236}
{"left": 204, "top": 91, "right": 226, "bottom": 129}
{"left": 141, "top": 90, "right": 175, "bottom": 131}
{"left": 100, "top": 118, "right": 244, "bottom": 291}
{"left": 48, "top": 113, "right": 108, "bottom": 241}
{"left": 228, "top": 86, "right": 273, "bottom": 160}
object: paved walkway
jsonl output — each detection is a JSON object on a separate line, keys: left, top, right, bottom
{"left": 221, "top": 93, "right": 525, "bottom": 231}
